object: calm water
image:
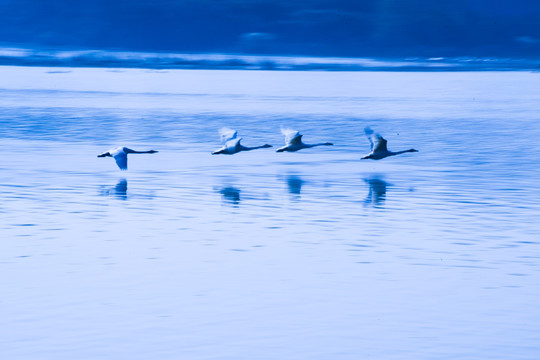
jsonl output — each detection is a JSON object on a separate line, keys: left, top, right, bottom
{"left": 1, "top": 66, "right": 540, "bottom": 359}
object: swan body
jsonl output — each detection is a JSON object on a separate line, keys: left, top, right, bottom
{"left": 276, "top": 128, "right": 333, "bottom": 152}
{"left": 98, "top": 147, "right": 158, "bottom": 170}
{"left": 212, "top": 128, "right": 272, "bottom": 155}
{"left": 361, "top": 127, "right": 417, "bottom": 160}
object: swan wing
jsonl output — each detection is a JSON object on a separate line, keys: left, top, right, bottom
{"left": 281, "top": 128, "right": 302, "bottom": 145}
{"left": 219, "top": 128, "right": 238, "bottom": 144}
{"left": 113, "top": 151, "right": 128, "bottom": 170}
{"left": 372, "top": 135, "right": 388, "bottom": 152}
{"left": 225, "top": 138, "right": 242, "bottom": 153}
{"left": 364, "top": 127, "right": 375, "bottom": 150}
{"left": 364, "top": 127, "right": 388, "bottom": 152}
{"left": 288, "top": 133, "right": 303, "bottom": 145}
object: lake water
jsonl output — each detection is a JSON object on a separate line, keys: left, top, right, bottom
{"left": 1, "top": 66, "right": 540, "bottom": 359}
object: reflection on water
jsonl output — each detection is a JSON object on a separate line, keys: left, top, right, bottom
{"left": 219, "top": 186, "right": 241, "bottom": 207}
{"left": 287, "top": 175, "right": 305, "bottom": 195}
{"left": 3, "top": 70, "right": 540, "bottom": 360}
{"left": 100, "top": 178, "right": 128, "bottom": 200}
{"left": 364, "top": 177, "right": 389, "bottom": 207}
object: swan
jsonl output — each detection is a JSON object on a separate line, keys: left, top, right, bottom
{"left": 97, "top": 147, "right": 158, "bottom": 170}
{"left": 276, "top": 128, "right": 333, "bottom": 152}
{"left": 212, "top": 128, "right": 272, "bottom": 155}
{"left": 361, "top": 127, "right": 418, "bottom": 160}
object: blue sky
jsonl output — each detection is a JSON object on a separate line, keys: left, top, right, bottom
{"left": 0, "top": 0, "right": 539, "bottom": 58}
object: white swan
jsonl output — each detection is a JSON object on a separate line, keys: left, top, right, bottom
{"left": 361, "top": 127, "right": 418, "bottom": 160}
{"left": 212, "top": 128, "right": 272, "bottom": 155}
{"left": 98, "top": 147, "right": 158, "bottom": 170}
{"left": 276, "top": 128, "right": 333, "bottom": 152}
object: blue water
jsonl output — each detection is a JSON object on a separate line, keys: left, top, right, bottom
{"left": 1, "top": 67, "right": 540, "bottom": 359}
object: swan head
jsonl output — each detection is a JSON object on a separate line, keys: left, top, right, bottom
{"left": 97, "top": 152, "right": 112, "bottom": 158}
{"left": 261, "top": 144, "right": 273, "bottom": 148}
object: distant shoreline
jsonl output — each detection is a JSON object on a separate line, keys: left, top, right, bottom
{"left": 1, "top": 48, "right": 539, "bottom": 72}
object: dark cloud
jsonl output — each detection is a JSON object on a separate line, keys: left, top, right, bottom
{"left": 516, "top": 36, "right": 539, "bottom": 44}
{"left": 238, "top": 32, "right": 277, "bottom": 53}
{"left": 0, "top": 0, "right": 539, "bottom": 57}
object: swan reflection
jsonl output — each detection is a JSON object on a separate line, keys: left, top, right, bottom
{"left": 219, "top": 186, "right": 241, "bottom": 206}
{"left": 100, "top": 178, "right": 128, "bottom": 200}
{"left": 364, "top": 177, "right": 389, "bottom": 207}
{"left": 287, "top": 175, "right": 305, "bottom": 195}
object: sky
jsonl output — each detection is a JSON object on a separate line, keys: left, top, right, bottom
{"left": 0, "top": 0, "right": 539, "bottom": 58}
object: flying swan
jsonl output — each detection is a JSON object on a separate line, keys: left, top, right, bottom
{"left": 212, "top": 128, "right": 272, "bottom": 155}
{"left": 361, "top": 127, "right": 418, "bottom": 160}
{"left": 276, "top": 128, "right": 333, "bottom": 152}
{"left": 98, "top": 147, "right": 158, "bottom": 170}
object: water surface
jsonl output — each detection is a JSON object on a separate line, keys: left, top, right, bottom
{"left": 1, "top": 67, "right": 540, "bottom": 359}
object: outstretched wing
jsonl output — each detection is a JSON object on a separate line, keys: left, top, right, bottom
{"left": 224, "top": 138, "right": 242, "bottom": 153}
{"left": 281, "top": 127, "right": 302, "bottom": 145}
{"left": 364, "top": 127, "right": 387, "bottom": 152}
{"left": 219, "top": 128, "right": 238, "bottom": 144}
{"left": 113, "top": 152, "right": 128, "bottom": 170}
